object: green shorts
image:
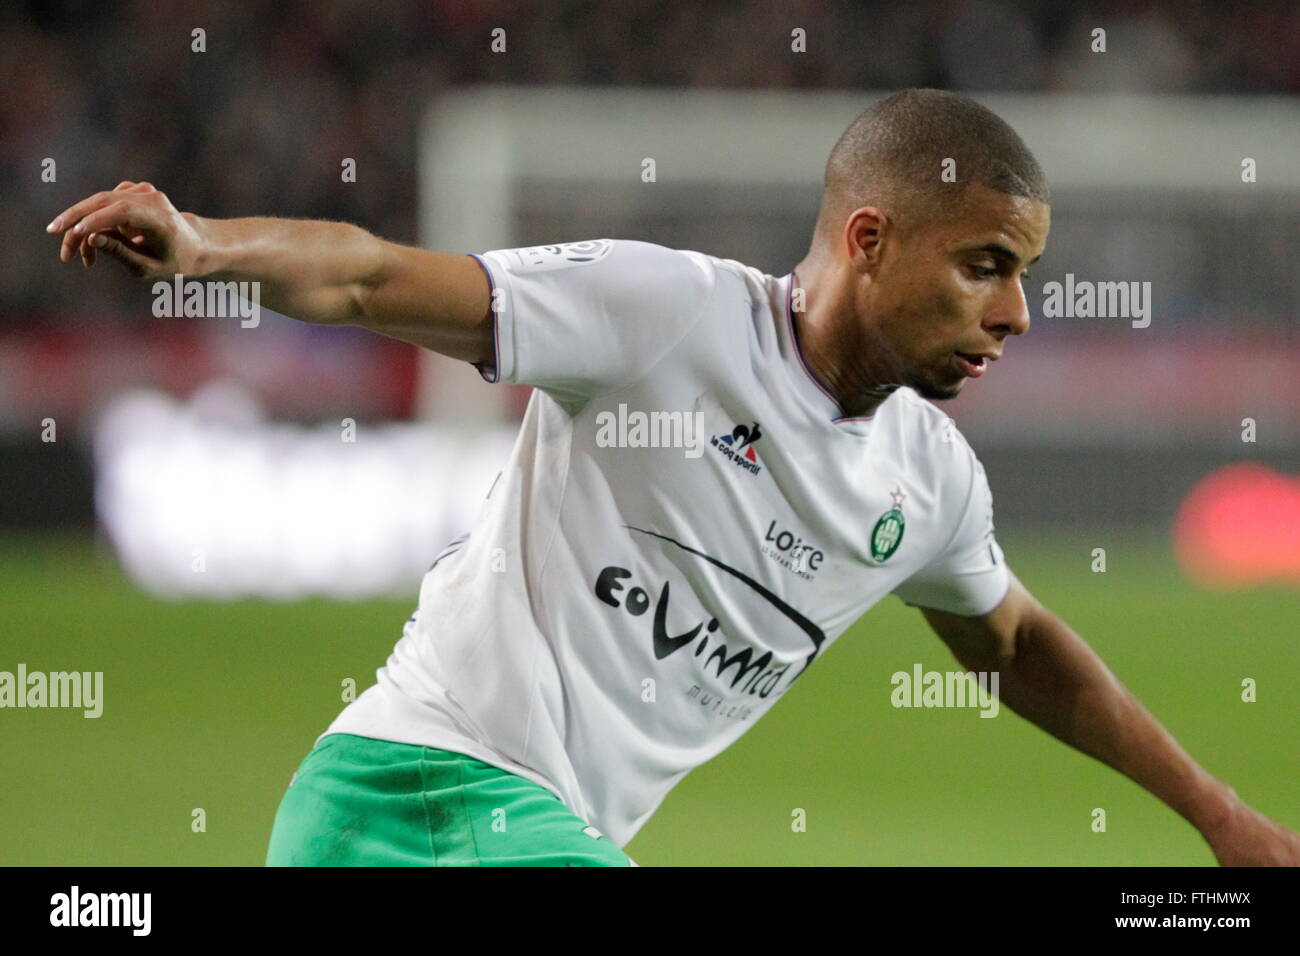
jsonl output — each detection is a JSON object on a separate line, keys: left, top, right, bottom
{"left": 266, "top": 733, "right": 634, "bottom": 867}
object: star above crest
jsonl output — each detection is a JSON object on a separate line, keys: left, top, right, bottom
{"left": 890, "top": 485, "right": 907, "bottom": 509}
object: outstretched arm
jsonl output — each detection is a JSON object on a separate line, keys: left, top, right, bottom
{"left": 46, "top": 181, "right": 494, "bottom": 362}
{"left": 921, "top": 572, "right": 1300, "bottom": 866}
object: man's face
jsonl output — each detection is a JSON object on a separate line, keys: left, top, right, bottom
{"left": 852, "top": 184, "right": 1050, "bottom": 400}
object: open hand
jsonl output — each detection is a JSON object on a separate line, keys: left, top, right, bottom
{"left": 47, "top": 181, "right": 205, "bottom": 278}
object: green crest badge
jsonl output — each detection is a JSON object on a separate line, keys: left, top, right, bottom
{"left": 870, "top": 485, "right": 907, "bottom": 562}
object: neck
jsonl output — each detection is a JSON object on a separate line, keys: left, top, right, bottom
{"left": 791, "top": 255, "right": 901, "bottom": 420}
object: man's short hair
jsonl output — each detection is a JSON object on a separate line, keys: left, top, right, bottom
{"left": 819, "top": 88, "right": 1049, "bottom": 237}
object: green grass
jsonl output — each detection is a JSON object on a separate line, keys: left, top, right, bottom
{"left": 0, "top": 530, "right": 1294, "bottom": 865}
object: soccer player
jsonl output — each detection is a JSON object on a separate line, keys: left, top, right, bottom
{"left": 49, "top": 89, "right": 1300, "bottom": 866}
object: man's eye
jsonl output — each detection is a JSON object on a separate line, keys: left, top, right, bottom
{"left": 970, "top": 265, "right": 996, "bottom": 278}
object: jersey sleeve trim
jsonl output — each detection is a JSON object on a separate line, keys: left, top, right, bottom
{"left": 967, "top": 568, "right": 1012, "bottom": 617}
{"left": 467, "top": 252, "right": 515, "bottom": 384}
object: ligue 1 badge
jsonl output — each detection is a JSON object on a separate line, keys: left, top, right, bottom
{"left": 870, "top": 485, "right": 907, "bottom": 562}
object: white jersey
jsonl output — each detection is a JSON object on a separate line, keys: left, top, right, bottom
{"left": 326, "top": 238, "right": 1009, "bottom": 847}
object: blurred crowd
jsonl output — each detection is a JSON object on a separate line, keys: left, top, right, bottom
{"left": 3, "top": 0, "right": 1298, "bottom": 322}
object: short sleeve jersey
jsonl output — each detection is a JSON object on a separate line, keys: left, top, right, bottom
{"left": 326, "top": 238, "right": 1010, "bottom": 847}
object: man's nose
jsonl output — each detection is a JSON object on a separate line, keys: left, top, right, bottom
{"left": 987, "top": 279, "right": 1032, "bottom": 337}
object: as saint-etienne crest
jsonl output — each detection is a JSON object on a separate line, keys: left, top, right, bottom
{"left": 870, "top": 485, "right": 907, "bottom": 562}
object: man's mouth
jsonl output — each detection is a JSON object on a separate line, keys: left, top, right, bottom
{"left": 954, "top": 352, "right": 989, "bottom": 378}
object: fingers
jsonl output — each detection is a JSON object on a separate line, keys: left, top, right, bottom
{"left": 48, "top": 182, "right": 162, "bottom": 261}
{"left": 62, "top": 224, "right": 88, "bottom": 262}
{"left": 83, "top": 221, "right": 150, "bottom": 265}
{"left": 58, "top": 199, "right": 164, "bottom": 263}
{"left": 47, "top": 189, "right": 119, "bottom": 238}
{"left": 84, "top": 230, "right": 156, "bottom": 276}
{"left": 60, "top": 214, "right": 97, "bottom": 262}
{"left": 49, "top": 181, "right": 172, "bottom": 279}
{"left": 75, "top": 200, "right": 163, "bottom": 242}
{"left": 55, "top": 192, "right": 118, "bottom": 262}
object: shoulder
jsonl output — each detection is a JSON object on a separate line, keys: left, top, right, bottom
{"left": 684, "top": 250, "right": 781, "bottom": 304}
{"left": 599, "top": 243, "right": 781, "bottom": 337}
{"left": 891, "top": 388, "right": 970, "bottom": 450}
{"left": 475, "top": 239, "right": 727, "bottom": 338}
{"left": 886, "top": 388, "right": 982, "bottom": 487}
{"left": 478, "top": 238, "right": 709, "bottom": 284}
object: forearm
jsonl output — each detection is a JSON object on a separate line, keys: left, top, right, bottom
{"left": 969, "top": 608, "right": 1235, "bottom": 835}
{"left": 191, "top": 215, "right": 492, "bottom": 360}
{"left": 192, "top": 216, "right": 388, "bottom": 325}
{"left": 49, "top": 184, "right": 495, "bottom": 361}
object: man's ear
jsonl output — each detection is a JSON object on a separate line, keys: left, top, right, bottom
{"left": 844, "top": 206, "right": 888, "bottom": 274}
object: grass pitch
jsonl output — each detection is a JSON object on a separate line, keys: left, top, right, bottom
{"left": 1, "top": 530, "right": 1294, "bottom": 865}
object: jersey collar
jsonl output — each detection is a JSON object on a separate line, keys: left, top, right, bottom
{"left": 782, "top": 272, "right": 877, "bottom": 437}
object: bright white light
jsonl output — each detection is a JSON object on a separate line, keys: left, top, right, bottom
{"left": 93, "top": 384, "right": 516, "bottom": 600}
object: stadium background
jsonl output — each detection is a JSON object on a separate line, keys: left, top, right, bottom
{"left": 2, "top": 0, "right": 1296, "bottom": 865}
